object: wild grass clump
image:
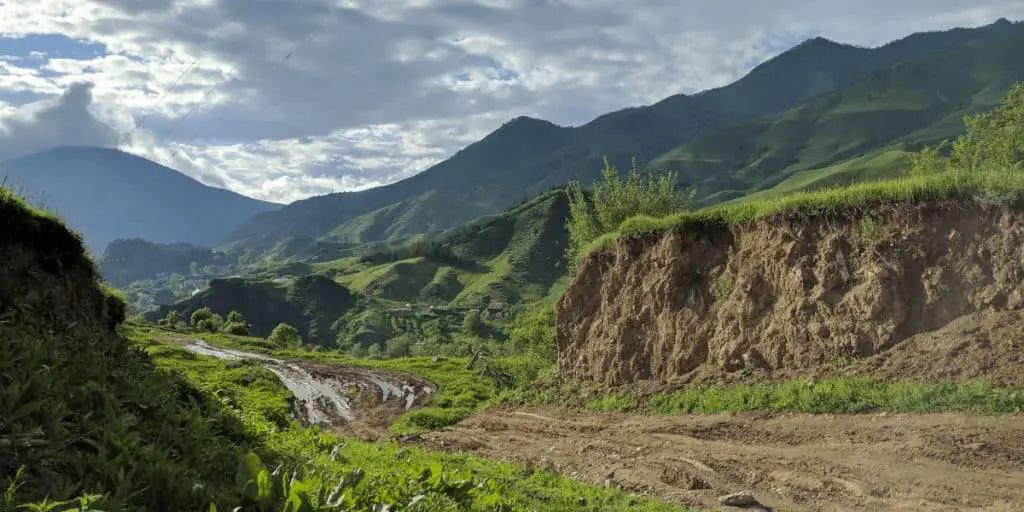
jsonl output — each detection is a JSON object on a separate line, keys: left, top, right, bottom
{"left": 646, "top": 377, "right": 1024, "bottom": 415}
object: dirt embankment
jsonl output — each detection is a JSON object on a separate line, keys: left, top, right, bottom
{"left": 0, "top": 195, "right": 124, "bottom": 332}
{"left": 422, "top": 406, "right": 1024, "bottom": 512}
{"left": 556, "top": 198, "right": 1024, "bottom": 386}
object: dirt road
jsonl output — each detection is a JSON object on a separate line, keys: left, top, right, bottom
{"left": 175, "top": 339, "right": 435, "bottom": 438}
{"left": 421, "top": 406, "right": 1024, "bottom": 511}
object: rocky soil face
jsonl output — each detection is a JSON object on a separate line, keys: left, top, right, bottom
{"left": 556, "top": 198, "right": 1024, "bottom": 386}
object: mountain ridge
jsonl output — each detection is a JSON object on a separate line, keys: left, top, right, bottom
{"left": 226, "top": 18, "right": 1023, "bottom": 252}
{"left": 0, "top": 146, "right": 279, "bottom": 252}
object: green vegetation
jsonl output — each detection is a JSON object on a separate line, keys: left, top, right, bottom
{"left": 128, "top": 334, "right": 688, "bottom": 511}
{"left": 499, "top": 373, "right": 1024, "bottom": 417}
{"left": 582, "top": 81, "right": 1024, "bottom": 259}
{"left": 226, "top": 21, "right": 1023, "bottom": 255}
{"left": 565, "top": 158, "right": 694, "bottom": 266}
{"left": 268, "top": 322, "right": 302, "bottom": 348}
{"left": 574, "top": 378, "right": 1024, "bottom": 416}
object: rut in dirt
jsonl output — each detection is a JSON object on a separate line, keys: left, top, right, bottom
{"left": 179, "top": 339, "right": 435, "bottom": 437}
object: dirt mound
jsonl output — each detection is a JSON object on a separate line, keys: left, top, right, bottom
{"left": 421, "top": 406, "right": 1024, "bottom": 511}
{"left": 175, "top": 339, "right": 435, "bottom": 439}
{"left": 557, "top": 198, "right": 1024, "bottom": 385}
{"left": 0, "top": 190, "right": 124, "bottom": 332}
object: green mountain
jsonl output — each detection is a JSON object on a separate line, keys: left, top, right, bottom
{"left": 322, "top": 188, "right": 571, "bottom": 307}
{"left": 651, "top": 26, "right": 1024, "bottom": 203}
{"left": 98, "top": 238, "right": 222, "bottom": 287}
{"left": 226, "top": 19, "right": 1022, "bottom": 253}
{"left": 146, "top": 275, "right": 356, "bottom": 346}
{"left": 0, "top": 146, "right": 280, "bottom": 253}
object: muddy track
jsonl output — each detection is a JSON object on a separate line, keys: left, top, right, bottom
{"left": 174, "top": 339, "right": 435, "bottom": 439}
{"left": 421, "top": 406, "right": 1024, "bottom": 511}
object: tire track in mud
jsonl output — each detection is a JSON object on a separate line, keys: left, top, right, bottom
{"left": 175, "top": 339, "right": 435, "bottom": 438}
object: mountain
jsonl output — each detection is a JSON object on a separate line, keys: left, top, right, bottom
{"left": 98, "top": 238, "right": 220, "bottom": 287}
{"left": 323, "top": 187, "right": 571, "bottom": 306}
{"left": 227, "top": 18, "right": 1022, "bottom": 252}
{"left": 0, "top": 146, "right": 280, "bottom": 253}
{"left": 146, "top": 275, "right": 356, "bottom": 346}
{"left": 649, "top": 25, "right": 1024, "bottom": 202}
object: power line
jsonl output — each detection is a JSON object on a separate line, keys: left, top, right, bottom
{"left": 131, "top": 54, "right": 202, "bottom": 133}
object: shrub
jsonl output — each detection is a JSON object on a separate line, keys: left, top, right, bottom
{"left": 565, "top": 157, "right": 695, "bottom": 268}
{"left": 267, "top": 323, "right": 301, "bottom": 349}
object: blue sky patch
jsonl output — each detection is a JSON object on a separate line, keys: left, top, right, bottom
{"left": 0, "top": 34, "right": 108, "bottom": 66}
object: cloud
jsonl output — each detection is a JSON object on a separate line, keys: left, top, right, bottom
{"left": 0, "top": 0, "right": 1023, "bottom": 203}
{"left": 0, "top": 82, "right": 121, "bottom": 160}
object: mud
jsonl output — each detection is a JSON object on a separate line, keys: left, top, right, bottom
{"left": 557, "top": 199, "right": 1024, "bottom": 386}
{"left": 422, "top": 406, "right": 1024, "bottom": 511}
{"left": 175, "top": 339, "right": 435, "bottom": 439}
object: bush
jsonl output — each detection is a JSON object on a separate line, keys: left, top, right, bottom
{"left": 221, "top": 311, "right": 251, "bottom": 336}
{"left": 190, "top": 307, "right": 223, "bottom": 333}
{"left": 565, "top": 157, "right": 695, "bottom": 268}
{"left": 267, "top": 323, "right": 301, "bottom": 349}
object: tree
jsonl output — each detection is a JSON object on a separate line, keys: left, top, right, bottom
{"left": 385, "top": 333, "right": 415, "bottom": 358}
{"left": 222, "top": 310, "right": 251, "bottom": 336}
{"left": 189, "top": 261, "right": 199, "bottom": 276}
{"left": 565, "top": 157, "right": 695, "bottom": 268}
{"left": 190, "top": 307, "right": 223, "bottom": 333}
{"left": 461, "top": 310, "right": 485, "bottom": 338}
{"left": 268, "top": 323, "right": 302, "bottom": 348}
{"left": 158, "top": 309, "right": 185, "bottom": 331}
{"left": 911, "top": 82, "right": 1024, "bottom": 177}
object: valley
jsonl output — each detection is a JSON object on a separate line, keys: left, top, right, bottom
{"left": 3, "top": 16, "right": 1024, "bottom": 512}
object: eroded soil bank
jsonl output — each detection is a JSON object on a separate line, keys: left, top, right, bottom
{"left": 422, "top": 406, "right": 1024, "bottom": 512}
{"left": 557, "top": 198, "right": 1024, "bottom": 386}
{"left": 169, "top": 338, "right": 435, "bottom": 439}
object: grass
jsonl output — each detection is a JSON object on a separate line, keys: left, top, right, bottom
{"left": 125, "top": 324, "right": 498, "bottom": 435}
{"left": 129, "top": 328, "right": 691, "bottom": 511}
{"left": 583, "top": 167, "right": 1024, "bottom": 259}
{"left": 507, "top": 376, "right": 1024, "bottom": 417}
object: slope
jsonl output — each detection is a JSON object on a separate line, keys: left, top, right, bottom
{"left": 328, "top": 188, "right": 571, "bottom": 306}
{"left": 0, "top": 146, "right": 279, "bottom": 253}
{"left": 650, "top": 25, "right": 1024, "bottom": 202}
{"left": 0, "top": 184, "right": 256, "bottom": 510}
{"left": 227, "top": 19, "right": 1022, "bottom": 252}
{"left": 145, "top": 274, "right": 357, "bottom": 346}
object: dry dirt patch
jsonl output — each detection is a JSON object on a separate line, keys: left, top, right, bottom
{"left": 421, "top": 406, "right": 1024, "bottom": 512}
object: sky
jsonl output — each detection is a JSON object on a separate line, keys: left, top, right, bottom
{"left": 0, "top": 1, "right": 1022, "bottom": 204}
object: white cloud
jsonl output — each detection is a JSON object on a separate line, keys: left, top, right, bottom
{"left": 0, "top": 82, "right": 121, "bottom": 160}
{"left": 0, "top": 0, "right": 1022, "bottom": 203}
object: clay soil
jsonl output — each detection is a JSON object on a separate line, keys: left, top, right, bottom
{"left": 421, "top": 406, "right": 1024, "bottom": 512}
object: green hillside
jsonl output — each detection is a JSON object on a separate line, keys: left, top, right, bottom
{"left": 322, "top": 188, "right": 571, "bottom": 307}
{"left": 225, "top": 19, "right": 1023, "bottom": 253}
{"left": 651, "top": 28, "right": 1024, "bottom": 202}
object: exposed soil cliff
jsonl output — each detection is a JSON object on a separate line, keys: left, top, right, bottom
{"left": 556, "top": 198, "right": 1024, "bottom": 386}
{"left": 0, "top": 192, "right": 124, "bottom": 332}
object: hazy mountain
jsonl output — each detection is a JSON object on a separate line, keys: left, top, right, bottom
{"left": 0, "top": 146, "right": 280, "bottom": 253}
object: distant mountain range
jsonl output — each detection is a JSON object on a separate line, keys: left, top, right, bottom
{"left": 4, "top": 18, "right": 1022, "bottom": 266}
{"left": 224, "top": 17, "right": 1024, "bottom": 252}
{"left": 0, "top": 147, "right": 279, "bottom": 253}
